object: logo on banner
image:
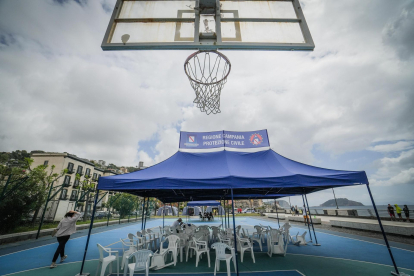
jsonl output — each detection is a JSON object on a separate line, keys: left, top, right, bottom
{"left": 249, "top": 133, "right": 263, "bottom": 146}
{"left": 184, "top": 134, "right": 199, "bottom": 147}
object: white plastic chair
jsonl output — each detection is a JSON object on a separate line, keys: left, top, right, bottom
{"left": 237, "top": 235, "right": 255, "bottom": 263}
{"left": 148, "top": 229, "right": 160, "bottom": 249}
{"left": 250, "top": 227, "right": 263, "bottom": 251}
{"left": 193, "top": 237, "right": 211, "bottom": 267}
{"left": 126, "top": 249, "right": 153, "bottom": 276}
{"left": 218, "top": 233, "right": 232, "bottom": 246}
{"left": 160, "top": 234, "right": 180, "bottom": 266}
{"left": 210, "top": 226, "right": 220, "bottom": 242}
{"left": 121, "top": 237, "right": 137, "bottom": 270}
{"left": 211, "top": 242, "right": 235, "bottom": 276}
{"left": 96, "top": 243, "right": 119, "bottom": 276}
{"left": 292, "top": 231, "right": 307, "bottom": 245}
{"left": 253, "top": 225, "right": 264, "bottom": 243}
{"left": 267, "top": 229, "right": 288, "bottom": 257}
{"left": 177, "top": 233, "right": 189, "bottom": 262}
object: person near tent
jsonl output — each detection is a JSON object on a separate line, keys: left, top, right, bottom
{"left": 50, "top": 211, "right": 81, "bottom": 269}
{"left": 387, "top": 204, "right": 396, "bottom": 221}
{"left": 303, "top": 206, "right": 309, "bottom": 225}
{"left": 394, "top": 204, "right": 403, "bottom": 221}
{"left": 209, "top": 211, "right": 213, "bottom": 220}
{"left": 172, "top": 218, "right": 183, "bottom": 233}
{"left": 403, "top": 205, "right": 410, "bottom": 222}
{"left": 295, "top": 205, "right": 299, "bottom": 216}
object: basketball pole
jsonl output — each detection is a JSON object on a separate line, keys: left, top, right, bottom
{"left": 302, "top": 194, "right": 313, "bottom": 243}
{"left": 304, "top": 193, "right": 320, "bottom": 246}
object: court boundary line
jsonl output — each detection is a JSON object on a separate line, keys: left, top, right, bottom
{"left": 2, "top": 257, "right": 304, "bottom": 276}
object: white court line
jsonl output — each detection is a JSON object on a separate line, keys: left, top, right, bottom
{"left": 251, "top": 217, "right": 414, "bottom": 253}
{"left": 286, "top": 253, "right": 414, "bottom": 272}
{"left": 0, "top": 220, "right": 148, "bottom": 258}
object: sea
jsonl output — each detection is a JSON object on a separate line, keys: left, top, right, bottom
{"left": 306, "top": 205, "right": 413, "bottom": 218}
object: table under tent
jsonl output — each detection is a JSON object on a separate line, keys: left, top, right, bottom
{"left": 77, "top": 149, "right": 402, "bottom": 276}
{"left": 183, "top": 200, "right": 225, "bottom": 222}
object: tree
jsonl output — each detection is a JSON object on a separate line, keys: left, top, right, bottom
{"left": 112, "top": 193, "right": 138, "bottom": 218}
{"left": 0, "top": 160, "right": 65, "bottom": 233}
{"left": 26, "top": 158, "right": 67, "bottom": 223}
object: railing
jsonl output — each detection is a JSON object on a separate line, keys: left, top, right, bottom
{"left": 77, "top": 171, "right": 83, "bottom": 176}
{"left": 305, "top": 208, "right": 413, "bottom": 219}
{"left": 67, "top": 168, "right": 75, "bottom": 174}
{"left": 60, "top": 195, "right": 68, "bottom": 200}
{"left": 73, "top": 181, "right": 80, "bottom": 188}
{"left": 69, "top": 196, "right": 77, "bottom": 201}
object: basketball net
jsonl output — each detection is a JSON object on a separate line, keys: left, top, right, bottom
{"left": 184, "top": 51, "right": 231, "bottom": 115}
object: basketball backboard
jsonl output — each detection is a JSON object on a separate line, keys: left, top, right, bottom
{"left": 101, "top": 0, "right": 315, "bottom": 51}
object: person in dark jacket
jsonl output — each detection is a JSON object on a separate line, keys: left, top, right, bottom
{"left": 403, "top": 205, "right": 410, "bottom": 222}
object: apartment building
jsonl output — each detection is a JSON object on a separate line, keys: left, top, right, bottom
{"left": 31, "top": 152, "right": 117, "bottom": 221}
{"left": 234, "top": 199, "right": 264, "bottom": 209}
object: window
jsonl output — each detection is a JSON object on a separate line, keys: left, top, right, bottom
{"left": 73, "top": 179, "right": 80, "bottom": 188}
{"left": 93, "top": 173, "right": 98, "bottom": 181}
{"left": 44, "top": 160, "right": 49, "bottom": 166}
{"left": 77, "top": 165, "right": 83, "bottom": 175}
{"left": 85, "top": 168, "right": 91, "bottom": 177}
{"left": 60, "top": 189, "right": 68, "bottom": 200}
{"left": 67, "top": 162, "right": 74, "bottom": 173}
{"left": 70, "top": 190, "right": 77, "bottom": 201}
{"left": 63, "top": 175, "right": 71, "bottom": 185}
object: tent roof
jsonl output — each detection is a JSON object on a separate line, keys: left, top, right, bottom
{"left": 187, "top": 200, "right": 221, "bottom": 206}
{"left": 98, "top": 149, "right": 368, "bottom": 203}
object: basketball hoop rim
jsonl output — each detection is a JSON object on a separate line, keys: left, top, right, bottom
{"left": 184, "top": 50, "right": 231, "bottom": 85}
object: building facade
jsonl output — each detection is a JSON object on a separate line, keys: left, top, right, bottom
{"left": 31, "top": 152, "right": 117, "bottom": 221}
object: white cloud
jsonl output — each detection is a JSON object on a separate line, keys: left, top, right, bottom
{"left": 368, "top": 141, "right": 414, "bottom": 152}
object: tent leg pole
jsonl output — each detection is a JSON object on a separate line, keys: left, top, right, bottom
{"left": 144, "top": 198, "right": 149, "bottom": 230}
{"left": 163, "top": 202, "right": 165, "bottom": 228}
{"left": 304, "top": 194, "right": 320, "bottom": 246}
{"left": 221, "top": 200, "right": 224, "bottom": 228}
{"left": 228, "top": 200, "right": 230, "bottom": 228}
{"left": 275, "top": 199, "right": 280, "bottom": 228}
{"left": 76, "top": 191, "right": 100, "bottom": 276}
{"left": 366, "top": 184, "right": 401, "bottom": 276}
{"left": 302, "top": 195, "right": 313, "bottom": 243}
{"left": 230, "top": 189, "right": 240, "bottom": 276}
{"left": 141, "top": 197, "right": 146, "bottom": 230}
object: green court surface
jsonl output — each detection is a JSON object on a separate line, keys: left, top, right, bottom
{"left": 9, "top": 251, "right": 413, "bottom": 276}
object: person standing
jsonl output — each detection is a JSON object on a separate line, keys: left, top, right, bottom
{"left": 303, "top": 206, "right": 309, "bottom": 225}
{"left": 394, "top": 204, "right": 403, "bottom": 221}
{"left": 50, "top": 211, "right": 81, "bottom": 268}
{"left": 172, "top": 218, "right": 183, "bottom": 233}
{"left": 387, "top": 204, "right": 395, "bottom": 221}
{"left": 295, "top": 205, "right": 299, "bottom": 216}
{"left": 403, "top": 205, "right": 410, "bottom": 222}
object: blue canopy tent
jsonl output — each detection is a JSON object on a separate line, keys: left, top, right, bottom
{"left": 97, "top": 150, "right": 368, "bottom": 202}
{"left": 187, "top": 200, "right": 221, "bottom": 206}
{"left": 77, "top": 149, "right": 401, "bottom": 276}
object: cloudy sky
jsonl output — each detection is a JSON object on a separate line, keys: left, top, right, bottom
{"left": 1, "top": 0, "right": 413, "bottom": 206}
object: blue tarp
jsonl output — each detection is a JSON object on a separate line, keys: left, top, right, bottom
{"left": 187, "top": 200, "right": 221, "bottom": 206}
{"left": 98, "top": 149, "right": 368, "bottom": 203}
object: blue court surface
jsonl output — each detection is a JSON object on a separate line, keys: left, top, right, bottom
{"left": 0, "top": 217, "right": 413, "bottom": 276}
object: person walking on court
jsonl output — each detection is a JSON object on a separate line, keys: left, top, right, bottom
{"left": 387, "top": 204, "right": 395, "bottom": 221}
{"left": 394, "top": 204, "right": 403, "bottom": 221}
{"left": 403, "top": 205, "right": 410, "bottom": 222}
{"left": 50, "top": 210, "right": 81, "bottom": 268}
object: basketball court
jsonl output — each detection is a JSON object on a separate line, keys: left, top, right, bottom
{"left": 1, "top": 217, "right": 413, "bottom": 276}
